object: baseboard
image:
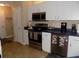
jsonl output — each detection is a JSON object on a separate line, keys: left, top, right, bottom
{"left": 5, "top": 35, "right": 13, "bottom": 39}
{"left": 13, "top": 40, "right": 28, "bottom": 46}
{"left": 21, "top": 42, "right": 29, "bottom": 45}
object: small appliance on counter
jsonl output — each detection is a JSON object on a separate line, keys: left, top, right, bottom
{"left": 61, "top": 22, "right": 67, "bottom": 33}
{"left": 71, "top": 24, "right": 77, "bottom": 34}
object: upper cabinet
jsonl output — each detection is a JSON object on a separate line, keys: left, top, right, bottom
{"left": 22, "top": 2, "right": 29, "bottom": 25}
{"left": 54, "top": 2, "right": 79, "bottom": 20}
{"left": 28, "top": 1, "right": 79, "bottom": 20}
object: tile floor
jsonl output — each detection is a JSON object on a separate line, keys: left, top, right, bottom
{"left": 2, "top": 41, "right": 48, "bottom": 58}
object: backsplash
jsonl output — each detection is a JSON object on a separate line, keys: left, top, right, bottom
{"left": 28, "top": 20, "right": 79, "bottom": 29}
{"left": 50, "top": 20, "right": 79, "bottom": 29}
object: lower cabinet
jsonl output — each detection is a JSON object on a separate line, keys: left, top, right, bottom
{"left": 67, "top": 36, "right": 79, "bottom": 57}
{"left": 42, "top": 32, "right": 51, "bottom": 53}
{"left": 23, "top": 30, "right": 29, "bottom": 45}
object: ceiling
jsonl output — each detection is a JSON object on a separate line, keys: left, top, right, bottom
{"left": 0, "top": 1, "right": 22, "bottom": 7}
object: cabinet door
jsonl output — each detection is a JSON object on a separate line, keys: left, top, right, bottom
{"left": 67, "top": 36, "right": 79, "bottom": 57}
{"left": 23, "top": 30, "right": 29, "bottom": 45}
{"left": 13, "top": 7, "right": 23, "bottom": 45}
{"left": 28, "top": 6, "right": 35, "bottom": 20}
{"left": 39, "top": 2, "right": 79, "bottom": 20}
{"left": 42, "top": 32, "right": 51, "bottom": 53}
{"left": 28, "top": 7, "right": 32, "bottom": 20}
{"left": 40, "top": 2, "right": 57, "bottom": 20}
{"left": 56, "top": 2, "right": 79, "bottom": 20}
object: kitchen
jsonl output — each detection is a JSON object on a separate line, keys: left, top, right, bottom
{"left": 0, "top": 1, "right": 79, "bottom": 58}
{"left": 25, "top": 20, "right": 79, "bottom": 57}
{"left": 24, "top": 1, "right": 79, "bottom": 57}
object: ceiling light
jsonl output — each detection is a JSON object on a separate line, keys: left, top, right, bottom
{"left": 0, "top": 3, "right": 5, "bottom": 6}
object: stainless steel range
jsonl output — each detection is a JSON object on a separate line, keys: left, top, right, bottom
{"left": 32, "top": 23, "right": 48, "bottom": 31}
{"left": 28, "top": 23, "right": 48, "bottom": 50}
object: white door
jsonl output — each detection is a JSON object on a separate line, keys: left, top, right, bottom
{"left": 0, "top": 7, "right": 6, "bottom": 38}
{"left": 42, "top": 32, "right": 51, "bottom": 53}
{"left": 13, "top": 7, "right": 23, "bottom": 44}
{"left": 67, "top": 36, "right": 79, "bottom": 57}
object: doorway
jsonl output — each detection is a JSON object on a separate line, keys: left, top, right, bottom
{"left": 4, "top": 6, "right": 14, "bottom": 40}
{"left": 0, "top": 6, "right": 14, "bottom": 44}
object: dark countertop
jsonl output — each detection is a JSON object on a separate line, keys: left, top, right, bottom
{"left": 24, "top": 27, "right": 79, "bottom": 36}
{"left": 43, "top": 28, "right": 79, "bottom": 36}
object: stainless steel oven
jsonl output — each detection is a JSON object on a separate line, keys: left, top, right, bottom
{"left": 29, "top": 31, "right": 42, "bottom": 43}
{"left": 28, "top": 23, "right": 48, "bottom": 50}
{"left": 28, "top": 31, "right": 42, "bottom": 50}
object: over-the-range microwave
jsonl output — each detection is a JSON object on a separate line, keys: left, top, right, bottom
{"left": 32, "top": 12, "right": 46, "bottom": 21}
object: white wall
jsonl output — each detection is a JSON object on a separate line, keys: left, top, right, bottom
{"left": 0, "top": 7, "right": 6, "bottom": 38}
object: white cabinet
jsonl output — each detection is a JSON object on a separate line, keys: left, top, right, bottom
{"left": 42, "top": 32, "right": 51, "bottom": 53}
{"left": 56, "top": 2, "right": 79, "bottom": 20}
{"left": 28, "top": 1, "right": 79, "bottom": 20}
{"left": 67, "top": 36, "right": 79, "bottom": 57}
{"left": 40, "top": 2, "right": 58, "bottom": 20}
{"left": 23, "top": 30, "right": 29, "bottom": 45}
{"left": 13, "top": 7, "right": 24, "bottom": 45}
{"left": 41, "top": 2, "right": 79, "bottom": 20}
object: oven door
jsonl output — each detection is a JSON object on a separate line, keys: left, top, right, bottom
{"left": 29, "top": 31, "right": 42, "bottom": 43}
{"left": 33, "top": 32, "right": 42, "bottom": 43}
